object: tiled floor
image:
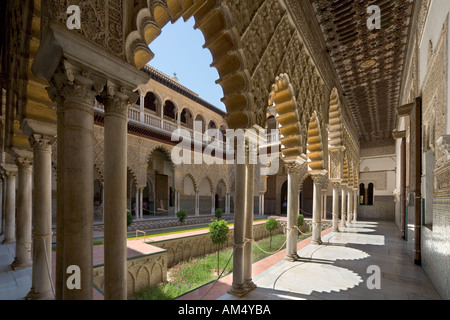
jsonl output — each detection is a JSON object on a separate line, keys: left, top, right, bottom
{"left": 219, "top": 221, "right": 442, "bottom": 300}
{"left": 0, "top": 220, "right": 443, "bottom": 300}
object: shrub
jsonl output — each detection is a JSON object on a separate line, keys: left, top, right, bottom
{"left": 265, "top": 218, "right": 279, "bottom": 251}
{"left": 214, "top": 208, "right": 223, "bottom": 220}
{"left": 298, "top": 214, "right": 304, "bottom": 228}
{"left": 127, "top": 212, "right": 133, "bottom": 227}
{"left": 209, "top": 219, "right": 230, "bottom": 275}
{"left": 176, "top": 210, "right": 187, "bottom": 225}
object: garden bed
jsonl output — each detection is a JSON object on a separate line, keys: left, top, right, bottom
{"left": 132, "top": 232, "right": 312, "bottom": 300}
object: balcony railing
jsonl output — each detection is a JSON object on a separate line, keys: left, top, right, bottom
{"left": 94, "top": 101, "right": 280, "bottom": 151}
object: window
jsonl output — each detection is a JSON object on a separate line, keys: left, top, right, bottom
{"left": 144, "top": 92, "right": 158, "bottom": 112}
{"left": 359, "top": 183, "right": 366, "bottom": 205}
{"left": 367, "top": 183, "right": 374, "bottom": 206}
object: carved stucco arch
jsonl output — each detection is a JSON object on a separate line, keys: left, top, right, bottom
{"left": 270, "top": 73, "right": 306, "bottom": 164}
{"left": 307, "top": 111, "right": 325, "bottom": 172}
{"left": 126, "top": 0, "right": 253, "bottom": 130}
{"left": 328, "top": 87, "right": 343, "bottom": 148}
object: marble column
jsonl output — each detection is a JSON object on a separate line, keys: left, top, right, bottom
{"left": 99, "top": 85, "right": 130, "bottom": 300}
{"left": 135, "top": 187, "right": 141, "bottom": 220}
{"left": 55, "top": 99, "right": 65, "bottom": 300}
{"left": 12, "top": 158, "right": 33, "bottom": 270}
{"left": 225, "top": 193, "right": 230, "bottom": 214}
{"left": 60, "top": 71, "right": 96, "bottom": 300}
{"left": 27, "top": 136, "right": 54, "bottom": 300}
{"left": 347, "top": 189, "right": 353, "bottom": 225}
{"left": 244, "top": 162, "right": 256, "bottom": 290}
{"left": 285, "top": 164, "right": 301, "bottom": 261}
{"left": 228, "top": 163, "right": 247, "bottom": 297}
{"left": 0, "top": 178, "right": 4, "bottom": 235}
{"left": 258, "top": 193, "right": 265, "bottom": 216}
{"left": 341, "top": 185, "right": 347, "bottom": 228}
{"left": 195, "top": 191, "right": 200, "bottom": 216}
{"left": 322, "top": 191, "right": 328, "bottom": 219}
{"left": 311, "top": 174, "right": 324, "bottom": 245}
{"left": 353, "top": 189, "right": 358, "bottom": 223}
{"left": 331, "top": 182, "right": 340, "bottom": 232}
{"left": 2, "top": 168, "right": 17, "bottom": 244}
{"left": 211, "top": 194, "right": 215, "bottom": 215}
{"left": 139, "top": 187, "right": 144, "bottom": 220}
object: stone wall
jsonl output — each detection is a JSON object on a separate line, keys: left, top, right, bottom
{"left": 357, "top": 196, "right": 396, "bottom": 221}
{"left": 93, "top": 250, "right": 167, "bottom": 297}
{"left": 152, "top": 222, "right": 285, "bottom": 268}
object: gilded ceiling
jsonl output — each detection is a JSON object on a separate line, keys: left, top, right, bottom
{"left": 309, "top": 0, "right": 414, "bottom": 143}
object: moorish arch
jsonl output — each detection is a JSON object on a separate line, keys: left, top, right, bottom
{"left": 328, "top": 88, "right": 343, "bottom": 148}
{"left": 127, "top": 0, "right": 254, "bottom": 130}
{"left": 269, "top": 73, "right": 306, "bottom": 164}
{"left": 307, "top": 111, "right": 325, "bottom": 172}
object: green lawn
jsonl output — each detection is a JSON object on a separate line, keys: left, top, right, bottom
{"left": 132, "top": 232, "right": 312, "bottom": 300}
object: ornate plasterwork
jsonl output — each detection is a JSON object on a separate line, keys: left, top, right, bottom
{"left": 42, "top": 0, "right": 125, "bottom": 58}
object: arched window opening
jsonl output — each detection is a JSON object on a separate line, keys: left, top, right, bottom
{"left": 368, "top": 183, "right": 374, "bottom": 206}
{"left": 144, "top": 92, "right": 158, "bottom": 112}
{"left": 163, "top": 100, "right": 176, "bottom": 120}
{"left": 359, "top": 183, "right": 366, "bottom": 205}
{"left": 208, "top": 120, "right": 217, "bottom": 129}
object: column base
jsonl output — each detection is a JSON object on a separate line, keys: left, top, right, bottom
{"left": 284, "top": 253, "right": 300, "bottom": 262}
{"left": 332, "top": 228, "right": 340, "bottom": 233}
{"left": 2, "top": 238, "right": 15, "bottom": 245}
{"left": 311, "top": 239, "right": 323, "bottom": 246}
{"left": 25, "top": 288, "right": 54, "bottom": 300}
{"left": 11, "top": 259, "right": 32, "bottom": 270}
{"left": 227, "top": 283, "right": 248, "bottom": 298}
{"left": 244, "top": 280, "right": 257, "bottom": 291}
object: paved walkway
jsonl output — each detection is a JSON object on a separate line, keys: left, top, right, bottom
{"left": 1, "top": 220, "right": 443, "bottom": 300}
{"left": 217, "top": 221, "right": 442, "bottom": 300}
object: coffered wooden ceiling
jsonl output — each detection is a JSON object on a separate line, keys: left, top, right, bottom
{"left": 310, "top": 0, "right": 414, "bottom": 143}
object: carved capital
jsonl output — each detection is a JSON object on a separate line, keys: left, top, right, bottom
{"left": 31, "top": 134, "right": 55, "bottom": 153}
{"left": 97, "top": 81, "right": 135, "bottom": 118}
{"left": 16, "top": 157, "right": 33, "bottom": 169}
{"left": 48, "top": 60, "right": 103, "bottom": 112}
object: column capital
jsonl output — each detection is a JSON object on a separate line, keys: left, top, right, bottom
{"left": 47, "top": 60, "right": 103, "bottom": 111}
{"left": 97, "top": 81, "right": 138, "bottom": 118}
{"left": 16, "top": 157, "right": 33, "bottom": 169}
{"left": 31, "top": 134, "right": 55, "bottom": 153}
{"left": 311, "top": 172, "right": 327, "bottom": 186}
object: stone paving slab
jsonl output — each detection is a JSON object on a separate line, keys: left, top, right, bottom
{"left": 219, "top": 221, "right": 443, "bottom": 300}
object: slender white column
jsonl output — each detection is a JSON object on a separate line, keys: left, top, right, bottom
{"left": 285, "top": 165, "right": 301, "bottom": 261}
{"left": 195, "top": 191, "right": 200, "bottom": 216}
{"left": 101, "top": 86, "right": 130, "bottom": 300}
{"left": 0, "top": 178, "right": 3, "bottom": 235}
{"left": 139, "top": 188, "right": 144, "bottom": 219}
{"left": 347, "top": 189, "right": 353, "bottom": 225}
{"left": 27, "top": 136, "right": 54, "bottom": 300}
{"left": 341, "top": 185, "right": 347, "bottom": 228}
{"left": 228, "top": 163, "right": 247, "bottom": 297}
{"left": 211, "top": 194, "right": 215, "bottom": 215}
{"left": 2, "top": 168, "right": 17, "bottom": 244}
{"left": 244, "top": 162, "right": 256, "bottom": 290}
{"left": 61, "top": 72, "right": 95, "bottom": 300}
{"left": 311, "top": 174, "right": 324, "bottom": 245}
{"left": 135, "top": 187, "right": 140, "bottom": 219}
{"left": 13, "top": 158, "right": 33, "bottom": 270}
{"left": 322, "top": 192, "right": 328, "bottom": 219}
{"left": 353, "top": 189, "right": 358, "bottom": 222}
{"left": 225, "top": 193, "right": 230, "bottom": 214}
{"left": 331, "top": 183, "right": 340, "bottom": 232}
{"left": 259, "top": 193, "right": 265, "bottom": 216}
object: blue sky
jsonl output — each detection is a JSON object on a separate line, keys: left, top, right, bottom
{"left": 148, "top": 18, "right": 226, "bottom": 111}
